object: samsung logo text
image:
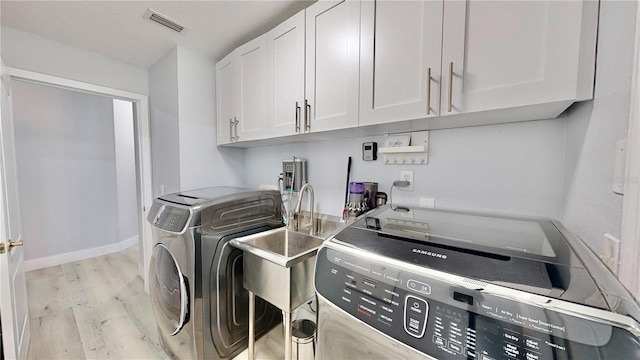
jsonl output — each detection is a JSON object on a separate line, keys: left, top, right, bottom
{"left": 412, "top": 249, "right": 447, "bottom": 259}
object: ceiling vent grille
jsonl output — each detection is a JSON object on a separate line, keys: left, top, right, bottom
{"left": 144, "top": 9, "right": 185, "bottom": 33}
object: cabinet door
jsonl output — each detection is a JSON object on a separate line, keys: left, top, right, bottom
{"left": 359, "top": 0, "right": 443, "bottom": 126}
{"left": 305, "top": 0, "right": 360, "bottom": 132}
{"left": 236, "top": 34, "right": 267, "bottom": 141}
{"left": 216, "top": 52, "right": 236, "bottom": 145}
{"left": 267, "top": 10, "right": 305, "bottom": 137}
{"left": 441, "top": 0, "right": 585, "bottom": 116}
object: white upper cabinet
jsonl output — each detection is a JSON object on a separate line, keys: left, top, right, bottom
{"left": 441, "top": 0, "right": 595, "bottom": 116}
{"left": 360, "top": 0, "right": 597, "bottom": 126}
{"left": 359, "top": 0, "right": 443, "bottom": 126}
{"left": 305, "top": 0, "right": 360, "bottom": 132}
{"left": 266, "top": 10, "right": 306, "bottom": 137}
{"left": 236, "top": 35, "right": 267, "bottom": 141}
{"left": 217, "top": 0, "right": 598, "bottom": 146}
{"left": 215, "top": 34, "right": 267, "bottom": 144}
{"left": 215, "top": 52, "right": 236, "bottom": 145}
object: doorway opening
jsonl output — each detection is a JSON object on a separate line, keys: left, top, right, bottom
{"left": 7, "top": 68, "right": 153, "bottom": 291}
{"left": 12, "top": 80, "right": 141, "bottom": 272}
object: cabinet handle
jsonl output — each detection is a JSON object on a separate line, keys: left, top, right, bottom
{"left": 229, "top": 118, "right": 234, "bottom": 142}
{"left": 304, "top": 99, "right": 311, "bottom": 132}
{"left": 233, "top": 117, "right": 239, "bottom": 141}
{"left": 448, "top": 62, "right": 453, "bottom": 113}
{"left": 427, "top": 67, "right": 432, "bottom": 115}
{"left": 295, "top": 102, "right": 301, "bottom": 133}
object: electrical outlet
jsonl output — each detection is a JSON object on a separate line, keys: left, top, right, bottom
{"left": 602, "top": 233, "right": 621, "bottom": 275}
{"left": 399, "top": 171, "right": 414, "bottom": 191}
{"left": 159, "top": 184, "right": 165, "bottom": 195}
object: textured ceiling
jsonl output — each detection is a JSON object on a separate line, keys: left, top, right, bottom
{"left": 1, "top": 0, "right": 314, "bottom": 69}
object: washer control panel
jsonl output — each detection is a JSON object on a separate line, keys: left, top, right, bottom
{"left": 148, "top": 203, "right": 191, "bottom": 233}
{"left": 315, "top": 246, "right": 639, "bottom": 359}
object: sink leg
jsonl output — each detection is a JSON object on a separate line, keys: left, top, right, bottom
{"left": 249, "top": 291, "right": 255, "bottom": 360}
{"left": 284, "top": 310, "right": 292, "bottom": 360}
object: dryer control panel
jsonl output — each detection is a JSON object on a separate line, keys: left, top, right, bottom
{"left": 315, "top": 247, "right": 639, "bottom": 359}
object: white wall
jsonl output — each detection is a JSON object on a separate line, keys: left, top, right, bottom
{"left": 148, "top": 46, "right": 245, "bottom": 197}
{"left": 562, "top": 1, "right": 638, "bottom": 251}
{"left": 246, "top": 119, "right": 566, "bottom": 218}
{"left": 12, "top": 80, "right": 119, "bottom": 261}
{"left": 113, "top": 99, "right": 138, "bottom": 243}
{"left": 149, "top": 48, "right": 181, "bottom": 197}
{"left": 1, "top": 27, "right": 148, "bottom": 95}
{"left": 176, "top": 47, "right": 245, "bottom": 190}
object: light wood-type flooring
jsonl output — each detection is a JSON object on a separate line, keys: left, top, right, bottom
{"left": 26, "top": 246, "right": 284, "bottom": 360}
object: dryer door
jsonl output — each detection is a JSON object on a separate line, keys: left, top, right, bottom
{"left": 151, "top": 243, "right": 189, "bottom": 336}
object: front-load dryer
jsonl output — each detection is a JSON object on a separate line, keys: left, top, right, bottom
{"left": 147, "top": 187, "right": 283, "bottom": 360}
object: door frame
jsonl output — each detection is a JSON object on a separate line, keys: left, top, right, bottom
{"left": 7, "top": 67, "right": 154, "bottom": 292}
{"left": 619, "top": 3, "right": 640, "bottom": 300}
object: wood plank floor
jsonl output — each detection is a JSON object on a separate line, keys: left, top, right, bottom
{"left": 26, "top": 246, "right": 285, "bottom": 360}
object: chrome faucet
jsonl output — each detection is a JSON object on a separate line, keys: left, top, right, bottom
{"left": 293, "top": 183, "right": 315, "bottom": 235}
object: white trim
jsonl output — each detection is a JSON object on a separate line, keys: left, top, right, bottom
{"left": 23, "top": 236, "right": 139, "bottom": 272}
{"left": 6, "top": 67, "right": 154, "bottom": 292}
{"left": 619, "top": 3, "right": 640, "bottom": 300}
{"left": 7, "top": 68, "right": 144, "bottom": 102}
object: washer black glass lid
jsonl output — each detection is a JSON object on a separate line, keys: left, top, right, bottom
{"left": 352, "top": 206, "right": 571, "bottom": 265}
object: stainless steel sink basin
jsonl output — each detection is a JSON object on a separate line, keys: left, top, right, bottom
{"left": 230, "top": 227, "right": 324, "bottom": 311}
{"left": 231, "top": 227, "right": 324, "bottom": 268}
{"left": 293, "top": 212, "right": 345, "bottom": 239}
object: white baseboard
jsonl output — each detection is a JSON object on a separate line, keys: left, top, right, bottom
{"left": 24, "top": 236, "right": 139, "bottom": 272}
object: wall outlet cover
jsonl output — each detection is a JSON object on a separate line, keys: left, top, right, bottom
{"left": 399, "top": 170, "right": 414, "bottom": 191}
{"left": 602, "top": 233, "right": 621, "bottom": 275}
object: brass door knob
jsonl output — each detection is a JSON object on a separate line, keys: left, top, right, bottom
{"left": 7, "top": 239, "right": 23, "bottom": 251}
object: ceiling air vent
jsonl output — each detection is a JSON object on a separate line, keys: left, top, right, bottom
{"left": 144, "top": 9, "right": 185, "bottom": 33}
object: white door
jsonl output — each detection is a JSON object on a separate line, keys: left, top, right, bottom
{"left": 236, "top": 35, "right": 267, "bottom": 142}
{"left": 359, "top": 0, "right": 443, "bottom": 126}
{"left": 216, "top": 52, "right": 236, "bottom": 145}
{"left": 305, "top": 0, "right": 360, "bottom": 132}
{"left": 0, "top": 64, "right": 30, "bottom": 360}
{"left": 441, "top": 0, "right": 585, "bottom": 116}
{"left": 267, "top": 9, "right": 305, "bottom": 137}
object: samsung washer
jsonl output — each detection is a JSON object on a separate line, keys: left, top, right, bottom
{"left": 315, "top": 205, "right": 640, "bottom": 359}
{"left": 148, "top": 187, "right": 283, "bottom": 360}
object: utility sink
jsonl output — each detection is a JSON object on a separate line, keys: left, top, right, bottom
{"left": 231, "top": 227, "right": 324, "bottom": 268}
{"left": 230, "top": 227, "right": 324, "bottom": 311}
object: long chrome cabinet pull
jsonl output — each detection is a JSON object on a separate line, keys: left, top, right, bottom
{"left": 448, "top": 62, "right": 453, "bottom": 112}
{"left": 427, "top": 67, "right": 432, "bottom": 115}
{"left": 229, "top": 118, "right": 233, "bottom": 142}
{"left": 233, "top": 117, "right": 239, "bottom": 141}
{"left": 295, "top": 101, "right": 301, "bottom": 133}
{"left": 304, "top": 99, "right": 311, "bottom": 132}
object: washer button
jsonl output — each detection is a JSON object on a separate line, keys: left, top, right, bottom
{"left": 404, "top": 295, "right": 429, "bottom": 338}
